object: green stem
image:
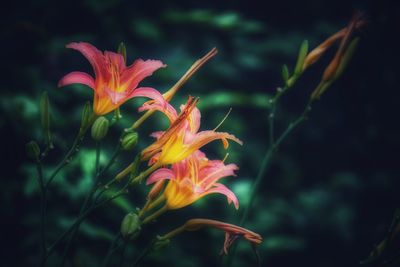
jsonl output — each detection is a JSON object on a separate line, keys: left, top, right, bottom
{"left": 44, "top": 131, "right": 85, "bottom": 190}
{"left": 131, "top": 163, "right": 160, "bottom": 185}
{"left": 268, "top": 102, "right": 276, "bottom": 146}
{"left": 42, "top": 188, "right": 127, "bottom": 266}
{"left": 35, "top": 160, "right": 46, "bottom": 263}
{"left": 44, "top": 113, "right": 97, "bottom": 190}
{"left": 160, "top": 225, "right": 186, "bottom": 240}
{"left": 59, "top": 142, "right": 102, "bottom": 266}
{"left": 101, "top": 232, "right": 122, "bottom": 267}
{"left": 227, "top": 103, "right": 311, "bottom": 267}
{"left": 132, "top": 238, "right": 157, "bottom": 267}
{"left": 42, "top": 147, "right": 122, "bottom": 266}
{"left": 118, "top": 240, "right": 128, "bottom": 267}
{"left": 142, "top": 205, "right": 168, "bottom": 225}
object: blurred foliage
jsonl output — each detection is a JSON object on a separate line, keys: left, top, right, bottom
{"left": 2, "top": 0, "right": 400, "bottom": 267}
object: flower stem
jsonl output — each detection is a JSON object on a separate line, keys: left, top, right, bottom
{"left": 59, "top": 142, "right": 102, "bottom": 266}
{"left": 42, "top": 187, "right": 127, "bottom": 266}
{"left": 42, "top": 144, "right": 122, "bottom": 266}
{"left": 35, "top": 159, "right": 46, "bottom": 262}
{"left": 132, "top": 238, "right": 157, "bottom": 267}
{"left": 139, "top": 195, "right": 166, "bottom": 218}
{"left": 44, "top": 131, "right": 85, "bottom": 190}
{"left": 226, "top": 102, "right": 312, "bottom": 266}
{"left": 101, "top": 232, "right": 122, "bottom": 267}
{"left": 130, "top": 163, "right": 160, "bottom": 185}
{"left": 118, "top": 239, "right": 128, "bottom": 267}
{"left": 142, "top": 205, "right": 168, "bottom": 225}
{"left": 160, "top": 225, "right": 186, "bottom": 240}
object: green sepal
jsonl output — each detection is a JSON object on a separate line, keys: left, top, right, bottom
{"left": 281, "top": 64, "right": 290, "bottom": 84}
{"left": 294, "top": 39, "right": 309, "bottom": 76}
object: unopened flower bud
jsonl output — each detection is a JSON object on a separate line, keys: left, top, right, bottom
{"left": 294, "top": 40, "right": 308, "bottom": 76}
{"left": 80, "top": 101, "right": 93, "bottom": 131}
{"left": 91, "top": 116, "right": 109, "bottom": 141}
{"left": 120, "top": 213, "right": 141, "bottom": 240}
{"left": 26, "top": 141, "right": 40, "bottom": 160}
{"left": 121, "top": 132, "right": 139, "bottom": 151}
{"left": 333, "top": 38, "right": 360, "bottom": 81}
{"left": 40, "top": 91, "right": 53, "bottom": 148}
{"left": 147, "top": 180, "right": 165, "bottom": 200}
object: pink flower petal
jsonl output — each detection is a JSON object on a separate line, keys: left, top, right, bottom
{"left": 66, "top": 42, "right": 107, "bottom": 78}
{"left": 104, "top": 88, "right": 128, "bottom": 104}
{"left": 58, "top": 71, "right": 95, "bottom": 89}
{"left": 204, "top": 183, "right": 239, "bottom": 209}
{"left": 180, "top": 105, "right": 201, "bottom": 133}
{"left": 104, "top": 51, "right": 125, "bottom": 69}
{"left": 188, "top": 130, "right": 243, "bottom": 153}
{"left": 129, "top": 87, "right": 166, "bottom": 104}
{"left": 172, "top": 160, "right": 189, "bottom": 180}
{"left": 199, "top": 163, "right": 238, "bottom": 189}
{"left": 189, "top": 107, "right": 201, "bottom": 133}
{"left": 105, "top": 87, "right": 165, "bottom": 105}
{"left": 121, "top": 59, "right": 166, "bottom": 90}
{"left": 147, "top": 168, "right": 175, "bottom": 185}
{"left": 138, "top": 98, "right": 178, "bottom": 122}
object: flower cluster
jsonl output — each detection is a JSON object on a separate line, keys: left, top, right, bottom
{"left": 59, "top": 42, "right": 260, "bottom": 256}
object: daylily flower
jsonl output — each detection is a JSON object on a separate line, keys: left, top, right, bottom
{"left": 130, "top": 48, "right": 218, "bottom": 130}
{"left": 58, "top": 42, "right": 166, "bottom": 115}
{"left": 140, "top": 96, "right": 243, "bottom": 165}
{"left": 160, "top": 218, "right": 262, "bottom": 255}
{"left": 147, "top": 150, "right": 239, "bottom": 210}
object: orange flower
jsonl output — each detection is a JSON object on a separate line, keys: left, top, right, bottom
{"left": 140, "top": 96, "right": 242, "bottom": 165}
{"left": 58, "top": 42, "right": 166, "bottom": 115}
{"left": 147, "top": 150, "right": 239, "bottom": 210}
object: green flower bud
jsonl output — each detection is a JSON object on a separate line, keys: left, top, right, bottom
{"left": 294, "top": 39, "right": 309, "bottom": 76}
{"left": 120, "top": 213, "right": 141, "bottom": 240}
{"left": 80, "top": 101, "right": 93, "bottom": 131}
{"left": 121, "top": 132, "right": 139, "bottom": 151}
{"left": 40, "top": 91, "right": 53, "bottom": 148}
{"left": 91, "top": 116, "right": 109, "bottom": 141}
{"left": 26, "top": 141, "right": 40, "bottom": 160}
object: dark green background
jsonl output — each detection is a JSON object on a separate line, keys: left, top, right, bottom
{"left": 2, "top": 0, "right": 400, "bottom": 266}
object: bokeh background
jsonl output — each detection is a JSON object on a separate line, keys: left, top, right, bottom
{"left": 2, "top": 0, "right": 400, "bottom": 266}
